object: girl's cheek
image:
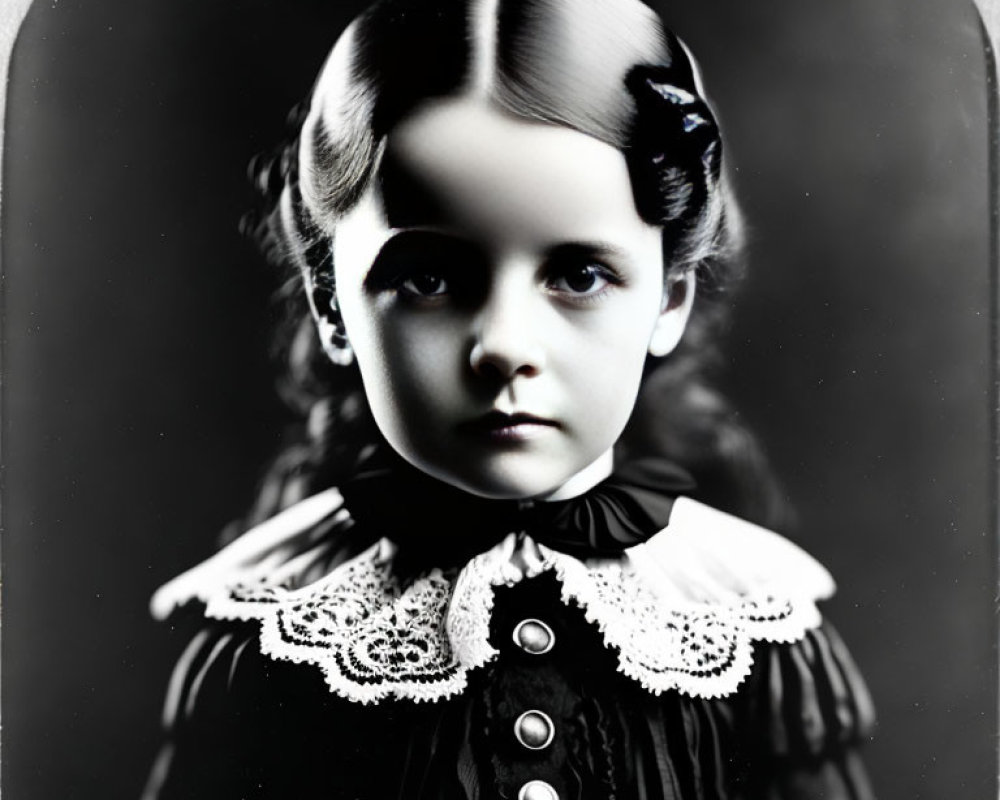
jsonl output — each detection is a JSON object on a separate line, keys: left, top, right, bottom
{"left": 375, "top": 319, "right": 466, "bottom": 384}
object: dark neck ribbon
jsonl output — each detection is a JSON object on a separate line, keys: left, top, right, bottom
{"left": 339, "top": 448, "right": 695, "bottom": 574}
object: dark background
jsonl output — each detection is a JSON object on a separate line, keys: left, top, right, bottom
{"left": 2, "top": 0, "right": 994, "bottom": 797}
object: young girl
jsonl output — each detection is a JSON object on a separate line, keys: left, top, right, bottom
{"left": 144, "top": 0, "right": 876, "bottom": 797}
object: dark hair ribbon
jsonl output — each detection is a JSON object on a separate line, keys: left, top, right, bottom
{"left": 625, "top": 63, "right": 722, "bottom": 228}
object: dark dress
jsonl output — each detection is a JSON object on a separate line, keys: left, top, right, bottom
{"left": 143, "top": 462, "right": 875, "bottom": 800}
{"left": 144, "top": 573, "right": 874, "bottom": 800}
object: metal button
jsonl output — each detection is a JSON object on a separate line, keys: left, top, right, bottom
{"left": 514, "top": 710, "right": 555, "bottom": 750}
{"left": 518, "top": 780, "right": 559, "bottom": 800}
{"left": 512, "top": 618, "right": 554, "bottom": 655}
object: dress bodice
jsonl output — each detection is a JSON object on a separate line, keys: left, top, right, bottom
{"left": 143, "top": 491, "right": 876, "bottom": 800}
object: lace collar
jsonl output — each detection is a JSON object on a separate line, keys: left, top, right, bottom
{"left": 151, "top": 490, "right": 834, "bottom": 705}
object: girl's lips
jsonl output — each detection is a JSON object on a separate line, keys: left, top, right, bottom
{"left": 457, "top": 411, "right": 559, "bottom": 442}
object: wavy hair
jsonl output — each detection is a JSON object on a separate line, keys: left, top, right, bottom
{"left": 236, "top": 0, "right": 790, "bottom": 534}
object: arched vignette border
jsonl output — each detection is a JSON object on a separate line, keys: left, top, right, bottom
{"left": 1, "top": 1, "right": 997, "bottom": 213}
{"left": 0, "top": 2, "right": 995, "bottom": 386}
{"left": 0, "top": 0, "right": 996, "bottom": 795}
{"left": 1, "top": 0, "right": 33, "bottom": 211}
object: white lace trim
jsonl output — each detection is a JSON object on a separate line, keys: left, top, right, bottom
{"left": 540, "top": 545, "right": 821, "bottom": 698}
{"left": 189, "top": 498, "right": 832, "bottom": 704}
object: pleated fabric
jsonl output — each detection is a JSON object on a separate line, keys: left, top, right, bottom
{"left": 143, "top": 574, "right": 875, "bottom": 800}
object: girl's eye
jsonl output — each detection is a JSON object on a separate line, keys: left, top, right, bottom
{"left": 399, "top": 272, "right": 449, "bottom": 298}
{"left": 547, "top": 263, "right": 616, "bottom": 296}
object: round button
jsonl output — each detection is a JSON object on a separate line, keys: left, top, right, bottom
{"left": 512, "top": 618, "right": 554, "bottom": 655}
{"left": 518, "top": 780, "right": 559, "bottom": 800}
{"left": 514, "top": 710, "right": 555, "bottom": 750}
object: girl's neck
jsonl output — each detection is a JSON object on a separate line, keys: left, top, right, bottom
{"left": 536, "top": 449, "right": 614, "bottom": 502}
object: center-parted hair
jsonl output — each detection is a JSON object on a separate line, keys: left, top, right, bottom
{"left": 277, "top": 0, "right": 734, "bottom": 291}
{"left": 238, "top": 0, "right": 788, "bottom": 535}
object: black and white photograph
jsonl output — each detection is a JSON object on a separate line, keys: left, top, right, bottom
{"left": 2, "top": 0, "right": 995, "bottom": 797}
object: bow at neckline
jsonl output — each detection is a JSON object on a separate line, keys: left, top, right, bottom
{"left": 338, "top": 448, "right": 696, "bottom": 573}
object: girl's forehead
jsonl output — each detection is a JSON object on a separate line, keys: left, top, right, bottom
{"left": 376, "top": 97, "right": 655, "bottom": 248}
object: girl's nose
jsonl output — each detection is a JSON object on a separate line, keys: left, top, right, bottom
{"left": 469, "top": 283, "right": 545, "bottom": 381}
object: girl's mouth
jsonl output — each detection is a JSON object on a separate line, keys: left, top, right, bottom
{"left": 458, "top": 411, "right": 559, "bottom": 443}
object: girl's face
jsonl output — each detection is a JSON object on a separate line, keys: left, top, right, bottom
{"left": 328, "top": 98, "right": 694, "bottom": 499}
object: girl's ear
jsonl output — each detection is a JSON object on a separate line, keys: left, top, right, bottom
{"left": 648, "top": 270, "right": 696, "bottom": 357}
{"left": 304, "top": 270, "right": 355, "bottom": 367}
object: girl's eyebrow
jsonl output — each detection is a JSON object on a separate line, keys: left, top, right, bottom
{"left": 362, "top": 230, "right": 482, "bottom": 290}
{"left": 544, "top": 241, "right": 632, "bottom": 265}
